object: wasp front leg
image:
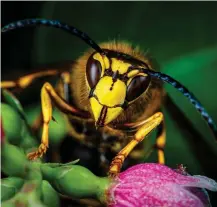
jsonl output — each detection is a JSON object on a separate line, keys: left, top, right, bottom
{"left": 27, "top": 82, "right": 90, "bottom": 160}
{"left": 108, "top": 112, "right": 164, "bottom": 178}
{"left": 127, "top": 119, "right": 166, "bottom": 165}
{"left": 0, "top": 70, "right": 59, "bottom": 89}
{"left": 155, "top": 120, "right": 166, "bottom": 164}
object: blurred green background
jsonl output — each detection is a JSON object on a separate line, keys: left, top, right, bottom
{"left": 2, "top": 1, "right": 217, "bottom": 206}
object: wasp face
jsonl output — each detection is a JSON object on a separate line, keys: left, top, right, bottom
{"left": 86, "top": 52, "right": 151, "bottom": 127}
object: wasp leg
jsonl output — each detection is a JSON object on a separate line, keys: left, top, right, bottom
{"left": 0, "top": 70, "right": 59, "bottom": 89}
{"left": 108, "top": 112, "right": 163, "bottom": 178}
{"left": 27, "top": 82, "right": 90, "bottom": 160}
{"left": 155, "top": 119, "right": 166, "bottom": 164}
{"left": 59, "top": 71, "right": 73, "bottom": 104}
{"left": 29, "top": 71, "right": 71, "bottom": 132}
{"left": 30, "top": 71, "right": 71, "bottom": 132}
{"left": 139, "top": 120, "right": 166, "bottom": 164}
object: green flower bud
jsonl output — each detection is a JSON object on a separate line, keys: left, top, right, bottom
{"left": 1, "top": 104, "right": 23, "bottom": 145}
{"left": 1, "top": 177, "right": 24, "bottom": 202}
{"left": 41, "top": 181, "right": 60, "bottom": 207}
{"left": 41, "top": 163, "right": 109, "bottom": 203}
{"left": 1, "top": 142, "right": 28, "bottom": 177}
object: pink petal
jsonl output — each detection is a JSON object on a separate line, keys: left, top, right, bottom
{"left": 118, "top": 164, "right": 217, "bottom": 189}
{"left": 110, "top": 182, "right": 205, "bottom": 207}
{"left": 190, "top": 175, "right": 217, "bottom": 191}
{"left": 185, "top": 187, "right": 212, "bottom": 207}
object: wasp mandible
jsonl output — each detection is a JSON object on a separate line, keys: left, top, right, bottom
{"left": 1, "top": 19, "right": 217, "bottom": 177}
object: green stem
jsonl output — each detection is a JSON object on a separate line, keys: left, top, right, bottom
{"left": 40, "top": 163, "right": 110, "bottom": 203}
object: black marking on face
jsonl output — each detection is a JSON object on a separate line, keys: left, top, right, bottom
{"left": 109, "top": 82, "right": 115, "bottom": 91}
{"left": 112, "top": 70, "right": 119, "bottom": 82}
{"left": 103, "top": 68, "right": 129, "bottom": 84}
{"left": 97, "top": 106, "right": 108, "bottom": 127}
{"left": 104, "top": 68, "right": 113, "bottom": 76}
{"left": 109, "top": 70, "right": 119, "bottom": 91}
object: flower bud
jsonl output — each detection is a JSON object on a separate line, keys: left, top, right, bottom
{"left": 41, "top": 164, "right": 109, "bottom": 202}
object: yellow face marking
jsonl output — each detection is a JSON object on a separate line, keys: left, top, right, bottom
{"left": 105, "top": 107, "right": 123, "bottom": 125}
{"left": 93, "top": 53, "right": 105, "bottom": 70}
{"left": 90, "top": 97, "right": 103, "bottom": 123}
{"left": 102, "top": 55, "right": 110, "bottom": 69}
{"left": 127, "top": 70, "right": 139, "bottom": 78}
{"left": 111, "top": 58, "right": 131, "bottom": 74}
{"left": 93, "top": 53, "right": 110, "bottom": 70}
{"left": 89, "top": 76, "right": 126, "bottom": 125}
{"left": 93, "top": 53, "right": 103, "bottom": 62}
{"left": 90, "top": 97, "right": 123, "bottom": 126}
{"left": 94, "top": 76, "right": 126, "bottom": 107}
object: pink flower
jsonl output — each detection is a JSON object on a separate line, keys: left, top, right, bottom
{"left": 107, "top": 163, "right": 217, "bottom": 207}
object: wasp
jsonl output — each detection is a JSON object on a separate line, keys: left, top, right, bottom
{"left": 1, "top": 19, "right": 217, "bottom": 177}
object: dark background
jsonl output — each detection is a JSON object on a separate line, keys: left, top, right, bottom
{"left": 2, "top": 1, "right": 217, "bottom": 206}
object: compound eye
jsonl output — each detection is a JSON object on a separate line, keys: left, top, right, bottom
{"left": 86, "top": 57, "right": 102, "bottom": 88}
{"left": 126, "top": 75, "right": 151, "bottom": 102}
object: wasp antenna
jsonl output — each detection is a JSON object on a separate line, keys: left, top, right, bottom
{"left": 139, "top": 68, "right": 217, "bottom": 140}
{"left": 1, "top": 18, "right": 103, "bottom": 53}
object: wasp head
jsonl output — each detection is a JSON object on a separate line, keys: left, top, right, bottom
{"left": 86, "top": 51, "right": 151, "bottom": 128}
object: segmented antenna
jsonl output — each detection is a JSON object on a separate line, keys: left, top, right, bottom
{"left": 139, "top": 68, "right": 217, "bottom": 140}
{"left": 1, "top": 18, "right": 104, "bottom": 53}
{"left": 1, "top": 18, "right": 152, "bottom": 66}
{"left": 2, "top": 19, "right": 216, "bottom": 140}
